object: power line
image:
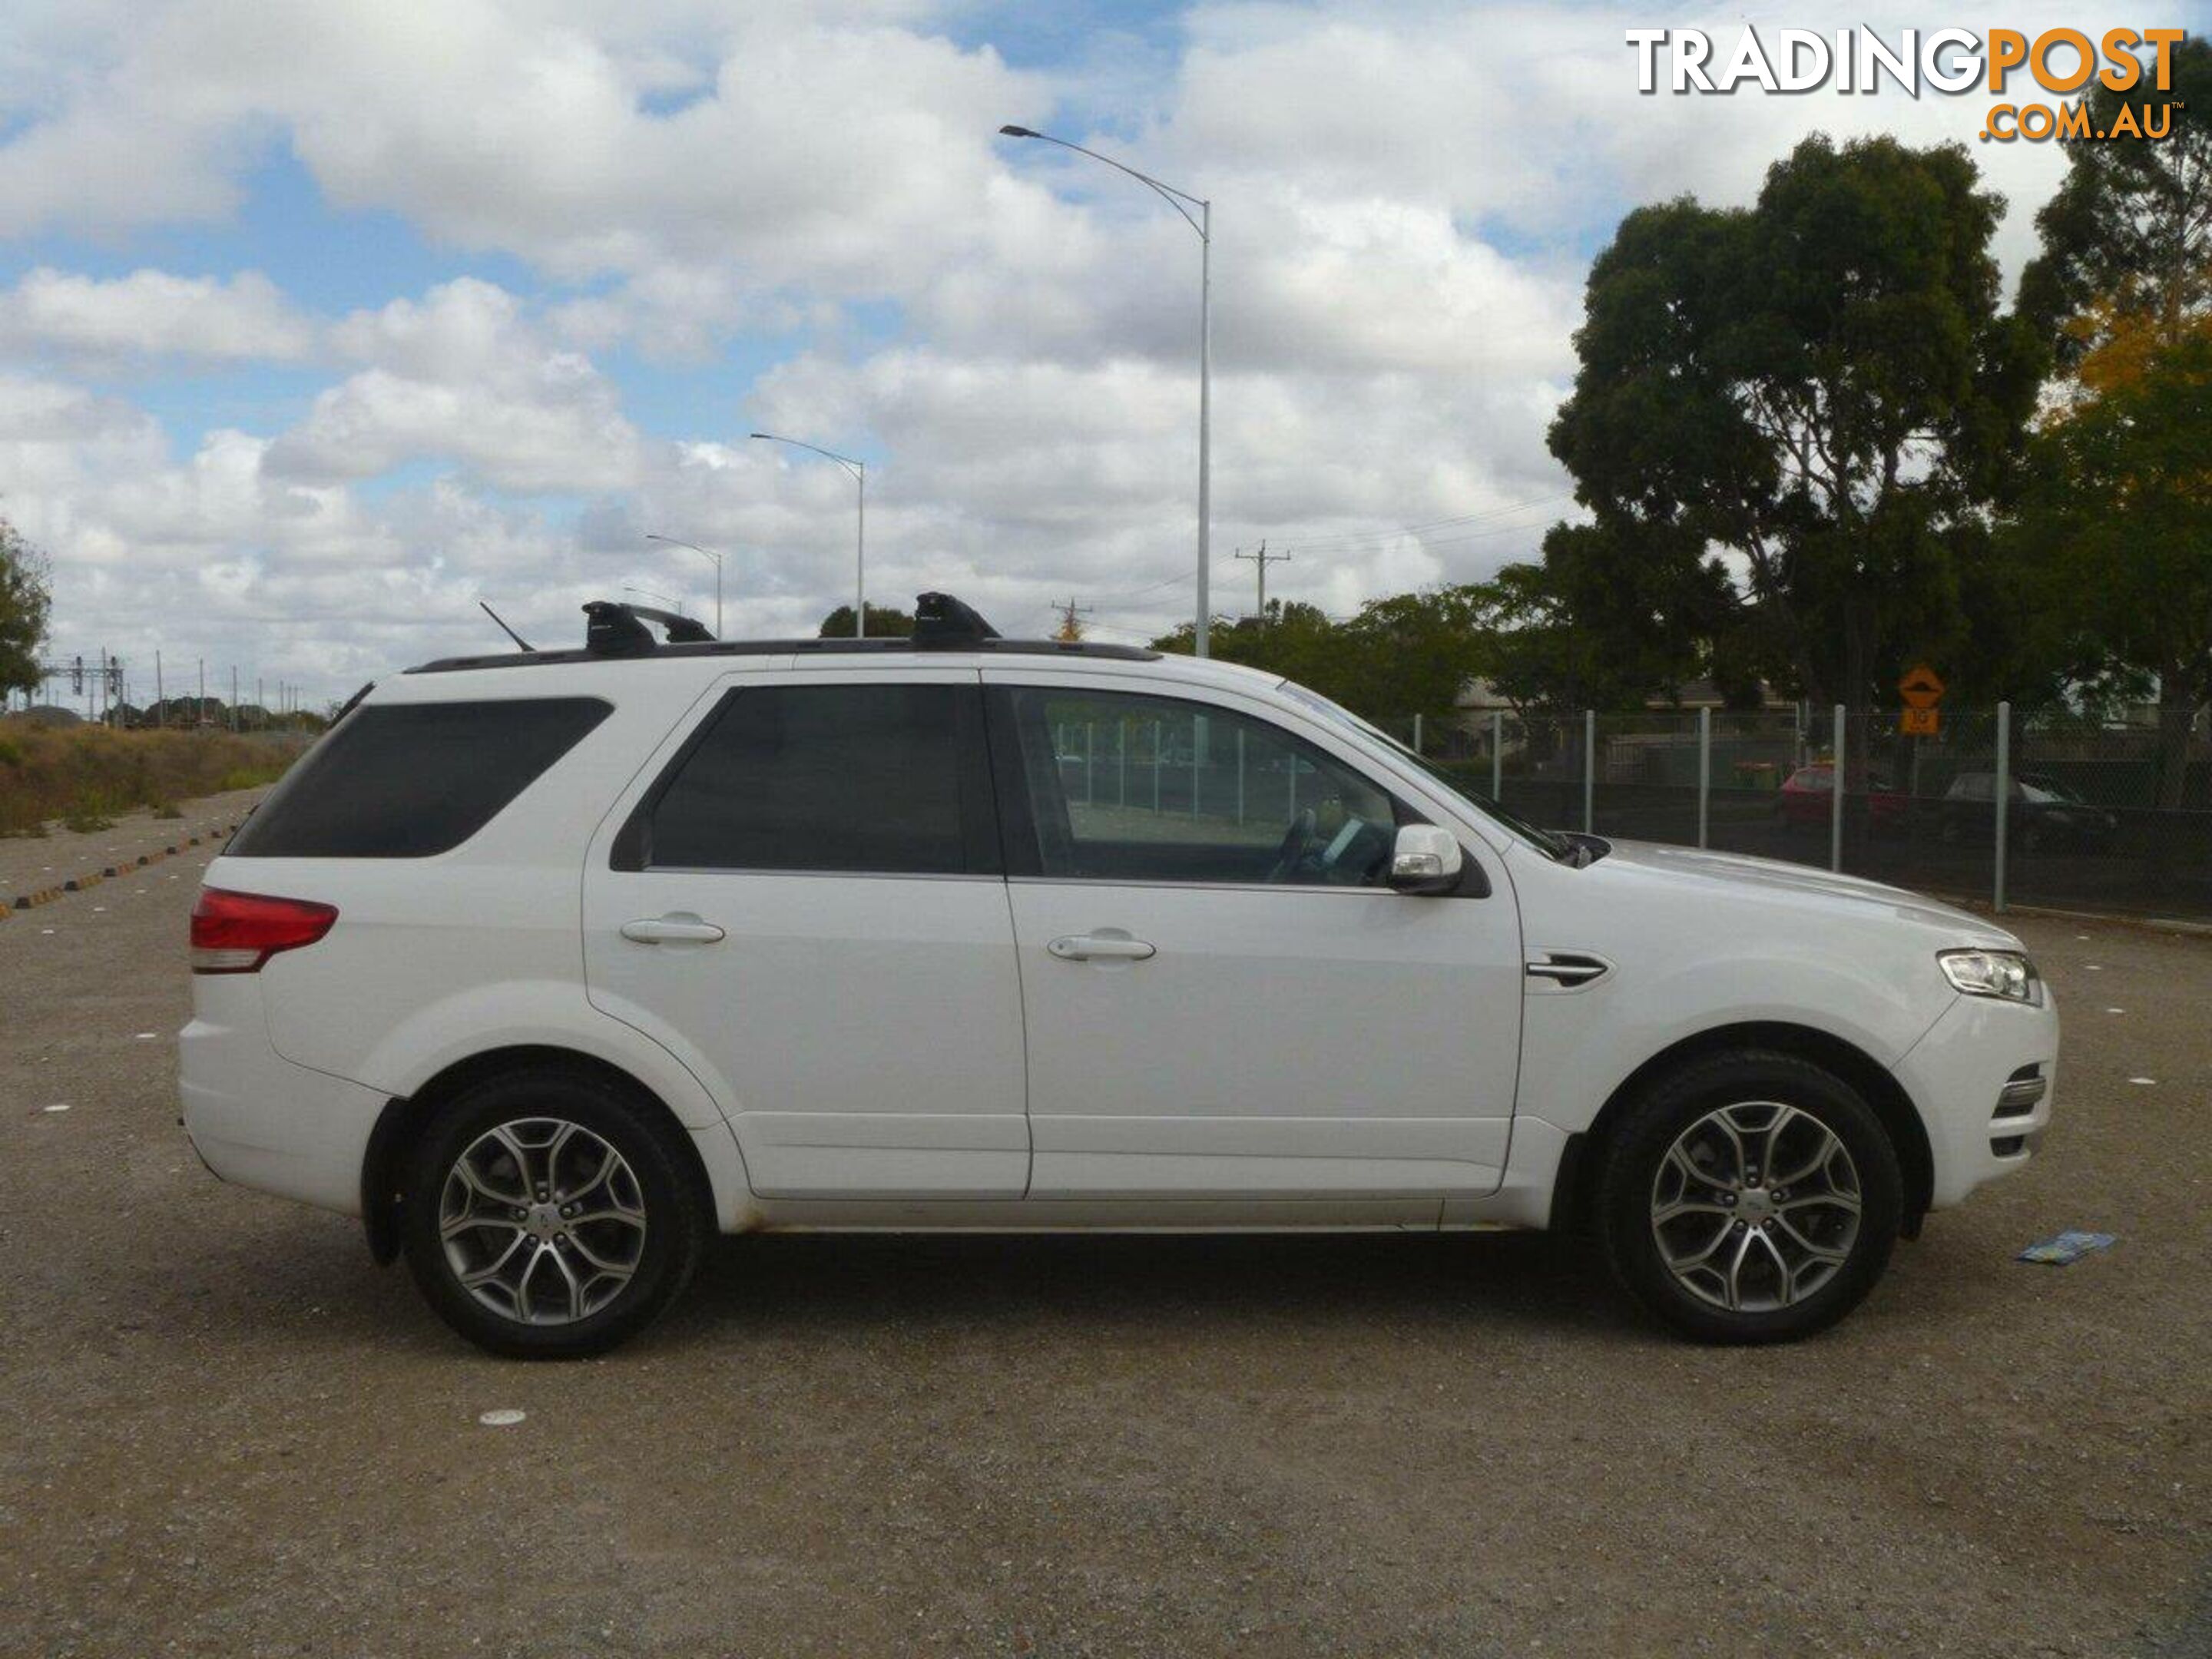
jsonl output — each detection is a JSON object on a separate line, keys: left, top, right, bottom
{"left": 1264, "top": 491, "right": 1575, "bottom": 554}
{"left": 1371, "top": 516, "right": 1575, "bottom": 555}
{"left": 1091, "top": 491, "right": 1575, "bottom": 605}
{"left": 1092, "top": 547, "right": 1249, "bottom": 606}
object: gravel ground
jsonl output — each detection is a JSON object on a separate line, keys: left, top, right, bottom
{"left": 0, "top": 789, "right": 265, "bottom": 902}
{"left": 0, "top": 805, "right": 2206, "bottom": 1657}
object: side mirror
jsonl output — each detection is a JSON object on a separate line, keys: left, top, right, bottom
{"left": 1387, "top": 823, "right": 1464, "bottom": 895}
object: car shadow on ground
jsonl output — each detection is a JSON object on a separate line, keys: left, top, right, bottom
{"left": 134, "top": 1205, "right": 2005, "bottom": 1361}
{"left": 657, "top": 1227, "right": 1644, "bottom": 1351}
{"left": 149, "top": 1211, "right": 1653, "bottom": 1359}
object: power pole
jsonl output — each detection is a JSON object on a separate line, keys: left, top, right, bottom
{"left": 156, "top": 651, "right": 164, "bottom": 727}
{"left": 1051, "top": 598, "right": 1094, "bottom": 642}
{"left": 1233, "top": 541, "right": 1291, "bottom": 624}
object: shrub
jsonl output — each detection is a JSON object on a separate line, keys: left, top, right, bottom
{"left": 0, "top": 721, "right": 308, "bottom": 836}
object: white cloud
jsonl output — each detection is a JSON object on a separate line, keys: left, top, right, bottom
{"left": 0, "top": 0, "right": 2154, "bottom": 705}
{"left": 267, "top": 279, "right": 641, "bottom": 492}
{"left": 0, "top": 1, "right": 1045, "bottom": 303}
{"left": 0, "top": 267, "right": 317, "bottom": 365}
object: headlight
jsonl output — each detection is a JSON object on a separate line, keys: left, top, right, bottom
{"left": 1939, "top": 949, "right": 2042, "bottom": 1005}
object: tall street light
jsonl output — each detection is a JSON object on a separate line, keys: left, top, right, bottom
{"left": 644, "top": 534, "right": 723, "bottom": 636}
{"left": 999, "top": 123, "right": 1213, "bottom": 657}
{"left": 750, "top": 433, "right": 868, "bottom": 637}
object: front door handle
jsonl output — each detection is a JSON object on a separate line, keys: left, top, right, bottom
{"left": 621, "top": 914, "right": 727, "bottom": 945}
{"left": 1047, "top": 933, "right": 1157, "bottom": 962}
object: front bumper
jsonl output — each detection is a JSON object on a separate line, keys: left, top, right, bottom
{"left": 179, "top": 975, "right": 389, "bottom": 1217}
{"left": 1892, "top": 987, "right": 2060, "bottom": 1209}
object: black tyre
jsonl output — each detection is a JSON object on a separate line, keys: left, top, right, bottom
{"left": 1596, "top": 1050, "right": 1901, "bottom": 1344}
{"left": 400, "top": 1067, "right": 709, "bottom": 1359}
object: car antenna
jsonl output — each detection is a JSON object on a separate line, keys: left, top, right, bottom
{"left": 478, "top": 600, "right": 536, "bottom": 653}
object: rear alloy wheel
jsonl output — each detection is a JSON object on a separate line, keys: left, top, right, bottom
{"left": 401, "top": 1069, "right": 707, "bottom": 1358}
{"left": 1598, "top": 1051, "right": 1901, "bottom": 1343}
{"left": 440, "top": 1118, "right": 647, "bottom": 1324}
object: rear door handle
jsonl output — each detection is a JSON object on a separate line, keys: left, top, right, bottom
{"left": 1047, "top": 934, "right": 1156, "bottom": 962}
{"left": 621, "top": 914, "right": 727, "bottom": 945}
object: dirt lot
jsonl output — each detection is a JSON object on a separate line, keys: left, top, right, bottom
{"left": 0, "top": 802, "right": 2206, "bottom": 1657}
{"left": 0, "top": 788, "right": 265, "bottom": 902}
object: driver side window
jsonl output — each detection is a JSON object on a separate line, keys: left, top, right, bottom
{"left": 1000, "top": 687, "right": 1399, "bottom": 886}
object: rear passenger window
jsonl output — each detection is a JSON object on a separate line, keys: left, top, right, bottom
{"left": 230, "top": 699, "right": 611, "bottom": 858}
{"left": 637, "top": 683, "right": 992, "bottom": 875}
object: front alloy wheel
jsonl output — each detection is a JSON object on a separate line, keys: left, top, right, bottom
{"left": 1649, "top": 1102, "right": 1862, "bottom": 1314}
{"left": 1599, "top": 1051, "right": 1901, "bottom": 1343}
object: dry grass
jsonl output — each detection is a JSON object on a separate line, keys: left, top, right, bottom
{"left": 0, "top": 720, "right": 305, "bottom": 835}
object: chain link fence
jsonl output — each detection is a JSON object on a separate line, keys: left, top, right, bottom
{"left": 1380, "top": 704, "right": 2212, "bottom": 922}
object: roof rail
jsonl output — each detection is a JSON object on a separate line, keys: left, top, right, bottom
{"left": 405, "top": 591, "right": 1159, "bottom": 675}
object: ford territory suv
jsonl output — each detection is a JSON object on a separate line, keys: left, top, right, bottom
{"left": 180, "top": 594, "right": 2057, "bottom": 1356}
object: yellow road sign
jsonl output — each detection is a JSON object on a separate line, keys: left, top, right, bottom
{"left": 1898, "top": 664, "right": 1945, "bottom": 710}
{"left": 1899, "top": 707, "right": 1940, "bottom": 737}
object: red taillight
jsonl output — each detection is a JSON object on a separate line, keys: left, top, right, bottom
{"left": 190, "top": 888, "right": 339, "bottom": 974}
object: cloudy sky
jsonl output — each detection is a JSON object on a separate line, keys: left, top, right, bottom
{"left": 0, "top": 1, "right": 2196, "bottom": 706}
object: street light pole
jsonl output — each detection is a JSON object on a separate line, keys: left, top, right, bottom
{"left": 999, "top": 124, "right": 1213, "bottom": 657}
{"left": 1197, "top": 194, "right": 1210, "bottom": 657}
{"left": 644, "top": 535, "right": 723, "bottom": 636}
{"left": 750, "top": 433, "right": 866, "bottom": 637}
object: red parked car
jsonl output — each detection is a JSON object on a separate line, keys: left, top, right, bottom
{"left": 1774, "top": 763, "right": 1910, "bottom": 831}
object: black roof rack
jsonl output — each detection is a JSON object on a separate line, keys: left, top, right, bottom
{"left": 912, "top": 591, "right": 998, "bottom": 647}
{"left": 584, "top": 600, "right": 715, "bottom": 654}
{"left": 406, "top": 591, "right": 1158, "bottom": 675}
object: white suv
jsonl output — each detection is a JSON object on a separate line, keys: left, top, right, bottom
{"left": 180, "top": 594, "right": 2056, "bottom": 1357}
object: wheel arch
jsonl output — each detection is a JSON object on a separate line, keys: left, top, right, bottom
{"left": 360, "top": 1045, "right": 720, "bottom": 1266}
{"left": 1548, "top": 1021, "right": 1932, "bottom": 1242}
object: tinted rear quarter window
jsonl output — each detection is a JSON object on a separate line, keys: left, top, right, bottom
{"left": 230, "top": 698, "right": 611, "bottom": 857}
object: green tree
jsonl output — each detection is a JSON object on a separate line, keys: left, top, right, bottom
{"left": 1155, "top": 591, "right": 1498, "bottom": 722}
{"left": 2018, "top": 36, "right": 2210, "bottom": 370}
{"left": 817, "top": 602, "right": 916, "bottom": 638}
{"left": 2010, "top": 326, "right": 2212, "bottom": 806}
{"left": 1544, "top": 134, "right": 2043, "bottom": 714}
{"left": 0, "top": 518, "right": 52, "bottom": 699}
{"left": 1525, "top": 525, "right": 1756, "bottom": 708}
{"left": 1153, "top": 603, "right": 1365, "bottom": 709}
{"left": 2012, "top": 40, "right": 2212, "bottom": 800}
{"left": 1333, "top": 588, "right": 1501, "bottom": 719}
